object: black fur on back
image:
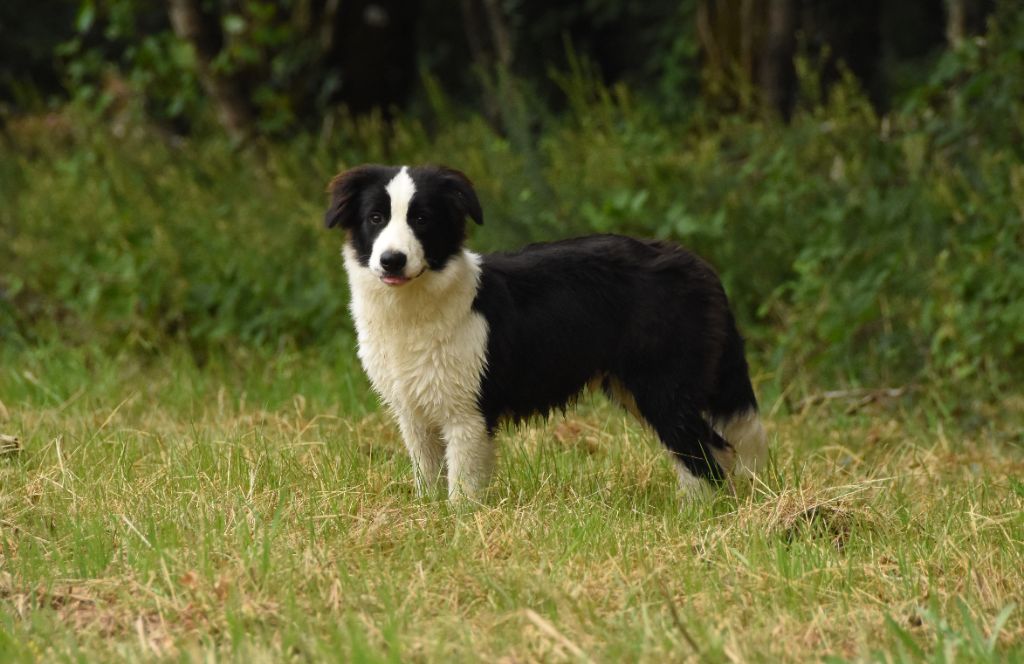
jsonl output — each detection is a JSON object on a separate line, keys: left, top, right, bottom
{"left": 472, "top": 234, "right": 758, "bottom": 481}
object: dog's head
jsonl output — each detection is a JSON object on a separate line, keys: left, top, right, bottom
{"left": 325, "top": 164, "right": 483, "bottom": 286}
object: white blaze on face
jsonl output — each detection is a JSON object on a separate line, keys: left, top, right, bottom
{"left": 369, "top": 166, "right": 426, "bottom": 278}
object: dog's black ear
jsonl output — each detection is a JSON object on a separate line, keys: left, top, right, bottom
{"left": 324, "top": 165, "right": 376, "bottom": 229}
{"left": 438, "top": 166, "right": 484, "bottom": 225}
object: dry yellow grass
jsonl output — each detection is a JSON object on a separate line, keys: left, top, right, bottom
{"left": 1, "top": 350, "right": 1022, "bottom": 662}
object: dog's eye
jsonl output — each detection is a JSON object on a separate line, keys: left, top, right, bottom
{"left": 412, "top": 215, "right": 428, "bottom": 227}
{"left": 368, "top": 213, "right": 385, "bottom": 225}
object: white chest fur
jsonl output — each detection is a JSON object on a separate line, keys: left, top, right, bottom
{"left": 343, "top": 246, "right": 489, "bottom": 426}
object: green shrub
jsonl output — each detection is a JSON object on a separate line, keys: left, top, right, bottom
{"left": 3, "top": 8, "right": 1022, "bottom": 393}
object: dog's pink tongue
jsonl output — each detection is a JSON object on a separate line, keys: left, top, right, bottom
{"left": 382, "top": 275, "right": 410, "bottom": 286}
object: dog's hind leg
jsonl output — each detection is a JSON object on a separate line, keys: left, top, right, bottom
{"left": 397, "top": 411, "right": 446, "bottom": 496}
{"left": 707, "top": 323, "right": 768, "bottom": 478}
{"left": 711, "top": 410, "right": 767, "bottom": 478}
{"left": 626, "top": 384, "right": 730, "bottom": 499}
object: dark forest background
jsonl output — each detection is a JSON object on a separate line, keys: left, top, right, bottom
{"left": 1, "top": 0, "right": 1022, "bottom": 400}
{"left": 0, "top": 1, "right": 1000, "bottom": 136}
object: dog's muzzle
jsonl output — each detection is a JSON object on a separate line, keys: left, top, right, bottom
{"left": 379, "top": 250, "right": 413, "bottom": 285}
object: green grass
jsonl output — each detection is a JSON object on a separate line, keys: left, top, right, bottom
{"left": 4, "top": 13, "right": 1023, "bottom": 658}
{"left": 1, "top": 345, "right": 1022, "bottom": 662}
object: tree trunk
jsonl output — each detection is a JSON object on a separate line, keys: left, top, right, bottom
{"left": 460, "top": 0, "right": 502, "bottom": 130}
{"left": 759, "top": 0, "right": 797, "bottom": 120}
{"left": 698, "top": 0, "right": 796, "bottom": 118}
{"left": 168, "top": 0, "right": 255, "bottom": 142}
{"left": 325, "top": 0, "right": 417, "bottom": 115}
{"left": 946, "top": 0, "right": 994, "bottom": 46}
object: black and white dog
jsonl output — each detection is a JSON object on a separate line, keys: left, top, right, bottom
{"left": 325, "top": 164, "right": 767, "bottom": 501}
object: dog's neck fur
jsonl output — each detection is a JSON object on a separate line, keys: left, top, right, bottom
{"left": 342, "top": 243, "right": 490, "bottom": 438}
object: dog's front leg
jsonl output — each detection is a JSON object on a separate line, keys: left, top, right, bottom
{"left": 396, "top": 411, "right": 445, "bottom": 496}
{"left": 442, "top": 415, "right": 493, "bottom": 502}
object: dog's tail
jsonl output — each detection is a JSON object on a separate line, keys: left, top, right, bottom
{"left": 708, "top": 318, "right": 768, "bottom": 477}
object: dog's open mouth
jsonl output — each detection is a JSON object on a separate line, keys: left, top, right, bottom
{"left": 380, "top": 267, "right": 425, "bottom": 287}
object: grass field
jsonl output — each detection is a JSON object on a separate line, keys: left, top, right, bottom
{"left": 3, "top": 12, "right": 1022, "bottom": 658}
{"left": 1, "top": 344, "right": 1021, "bottom": 662}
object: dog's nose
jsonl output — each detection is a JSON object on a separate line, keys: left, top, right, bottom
{"left": 380, "top": 251, "right": 407, "bottom": 273}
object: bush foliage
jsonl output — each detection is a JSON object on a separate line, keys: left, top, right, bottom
{"left": 3, "top": 10, "right": 1022, "bottom": 394}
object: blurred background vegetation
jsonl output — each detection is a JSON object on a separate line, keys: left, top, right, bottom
{"left": 1, "top": 0, "right": 1022, "bottom": 403}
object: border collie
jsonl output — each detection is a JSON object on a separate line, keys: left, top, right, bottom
{"left": 325, "top": 164, "right": 767, "bottom": 501}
